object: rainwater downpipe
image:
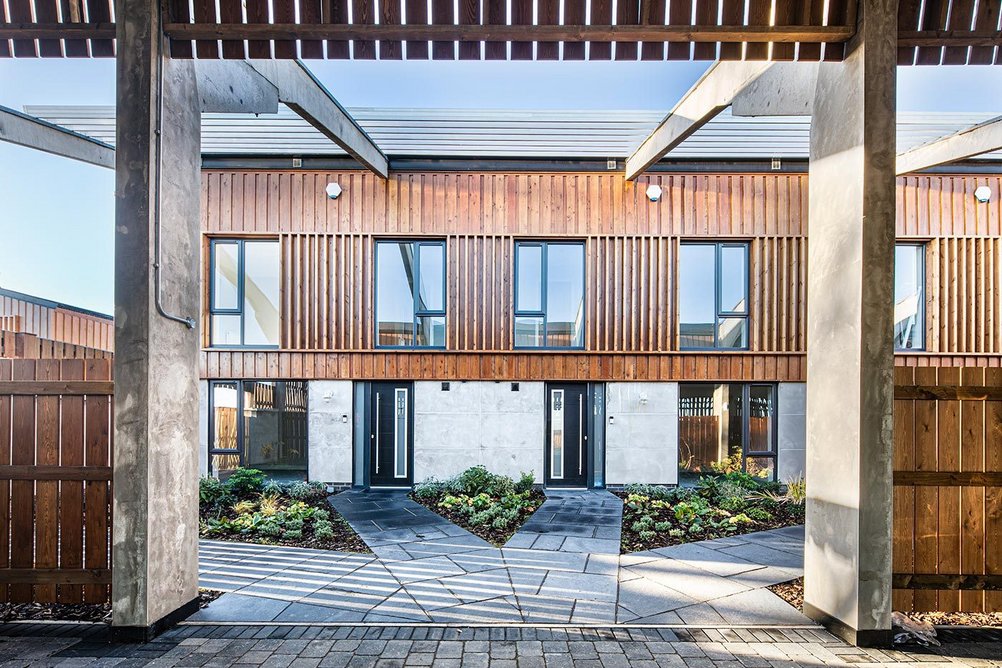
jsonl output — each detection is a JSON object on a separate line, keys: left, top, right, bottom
{"left": 152, "top": 9, "right": 196, "bottom": 330}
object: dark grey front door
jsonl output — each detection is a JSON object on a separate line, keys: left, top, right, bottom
{"left": 545, "top": 383, "right": 589, "bottom": 487}
{"left": 369, "top": 382, "right": 413, "bottom": 487}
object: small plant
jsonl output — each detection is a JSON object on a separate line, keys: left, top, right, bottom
{"left": 231, "top": 499, "right": 256, "bottom": 515}
{"left": 514, "top": 471, "right": 535, "bottom": 494}
{"left": 224, "top": 468, "right": 266, "bottom": 500}
{"left": 784, "top": 475, "right": 807, "bottom": 504}
{"left": 258, "top": 494, "right": 282, "bottom": 516}
{"left": 199, "top": 476, "right": 229, "bottom": 507}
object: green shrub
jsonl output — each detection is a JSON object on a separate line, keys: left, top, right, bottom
{"left": 654, "top": 521, "right": 670, "bottom": 532}
{"left": 224, "top": 468, "right": 266, "bottom": 499}
{"left": 414, "top": 478, "right": 445, "bottom": 500}
{"left": 784, "top": 475, "right": 806, "bottom": 504}
{"left": 287, "top": 481, "right": 327, "bottom": 502}
{"left": 314, "top": 519, "right": 335, "bottom": 540}
{"left": 514, "top": 471, "right": 535, "bottom": 494}
{"left": 746, "top": 507, "right": 773, "bottom": 522}
{"left": 638, "top": 530, "right": 656, "bottom": 542}
{"left": 262, "top": 480, "right": 284, "bottom": 497}
{"left": 199, "top": 476, "right": 230, "bottom": 508}
{"left": 282, "top": 529, "right": 302, "bottom": 541}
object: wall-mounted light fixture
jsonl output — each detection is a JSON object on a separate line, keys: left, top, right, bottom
{"left": 974, "top": 185, "right": 992, "bottom": 203}
{"left": 646, "top": 184, "right": 663, "bottom": 202}
{"left": 639, "top": 392, "right": 648, "bottom": 406}
{"left": 326, "top": 182, "right": 343, "bottom": 200}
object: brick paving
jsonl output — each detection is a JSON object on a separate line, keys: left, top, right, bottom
{"left": 1, "top": 623, "right": 1000, "bottom": 667}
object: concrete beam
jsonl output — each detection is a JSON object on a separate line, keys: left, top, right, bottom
{"left": 246, "top": 60, "right": 389, "bottom": 178}
{"left": 731, "top": 63, "right": 819, "bottom": 117}
{"left": 194, "top": 61, "right": 280, "bottom": 114}
{"left": 896, "top": 115, "right": 1002, "bottom": 174}
{"left": 803, "top": 0, "right": 896, "bottom": 648}
{"left": 624, "top": 61, "right": 772, "bottom": 180}
{"left": 0, "top": 104, "right": 115, "bottom": 168}
{"left": 112, "top": 0, "right": 201, "bottom": 640}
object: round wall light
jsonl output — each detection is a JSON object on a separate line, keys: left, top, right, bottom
{"left": 646, "top": 184, "right": 663, "bottom": 202}
{"left": 974, "top": 185, "right": 992, "bottom": 203}
{"left": 325, "top": 182, "right": 343, "bottom": 200}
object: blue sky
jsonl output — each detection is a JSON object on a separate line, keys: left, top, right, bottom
{"left": 1, "top": 59, "right": 1001, "bottom": 315}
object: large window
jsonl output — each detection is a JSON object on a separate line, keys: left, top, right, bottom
{"left": 515, "top": 242, "right": 585, "bottom": 348}
{"left": 209, "top": 239, "right": 280, "bottom": 347}
{"left": 209, "top": 380, "right": 308, "bottom": 480}
{"left": 895, "top": 243, "right": 925, "bottom": 351}
{"left": 679, "top": 243, "right": 749, "bottom": 349}
{"left": 678, "top": 383, "right": 777, "bottom": 481}
{"left": 376, "top": 240, "right": 446, "bottom": 348}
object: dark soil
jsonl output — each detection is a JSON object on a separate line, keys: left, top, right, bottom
{"left": 768, "top": 577, "right": 1002, "bottom": 629}
{"left": 768, "top": 577, "right": 805, "bottom": 610}
{"left": 0, "top": 590, "right": 224, "bottom": 624}
{"left": 411, "top": 491, "right": 545, "bottom": 547}
{"left": 200, "top": 498, "right": 370, "bottom": 553}
{"left": 615, "top": 491, "right": 805, "bottom": 553}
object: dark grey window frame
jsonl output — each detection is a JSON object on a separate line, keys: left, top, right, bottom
{"left": 679, "top": 241, "right": 750, "bottom": 351}
{"left": 514, "top": 240, "right": 586, "bottom": 350}
{"left": 894, "top": 242, "right": 926, "bottom": 352}
{"left": 207, "top": 379, "right": 307, "bottom": 475}
{"left": 208, "top": 238, "right": 280, "bottom": 349}
{"left": 677, "top": 382, "right": 778, "bottom": 481}
{"left": 374, "top": 239, "right": 447, "bottom": 350}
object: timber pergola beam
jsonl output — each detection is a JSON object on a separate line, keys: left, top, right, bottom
{"left": 896, "top": 115, "right": 1002, "bottom": 174}
{"left": 0, "top": 104, "right": 114, "bottom": 169}
{"left": 246, "top": 60, "right": 388, "bottom": 179}
{"left": 624, "top": 61, "right": 772, "bottom": 181}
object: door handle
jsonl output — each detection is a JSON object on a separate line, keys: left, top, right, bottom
{"left": 579, "top": 400, "right": 584, "bottom": 475}
{"left": 375, "top": 393, "right": 380, "bottom": 474}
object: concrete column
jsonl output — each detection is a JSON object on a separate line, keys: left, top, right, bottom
{"left": 803, "top": 0, "right": 896, "bottom": 647}
{"left": 112, "top": 0, "right": 202, "bottom": 639}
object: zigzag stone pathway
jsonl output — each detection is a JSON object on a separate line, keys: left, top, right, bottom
{"left": 196, "top": 488, "right": 812, "bottom": 625}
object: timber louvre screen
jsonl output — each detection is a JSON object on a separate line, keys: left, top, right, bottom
{"left": 0, "top": 359, "right": 113, "bottom": 605}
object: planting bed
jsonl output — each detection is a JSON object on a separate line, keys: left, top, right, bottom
{"left": 617, "top": 473, "right": 806, "bottom": 553}
{"left": 411, "top": 466, "right": 544, "bottom": 546}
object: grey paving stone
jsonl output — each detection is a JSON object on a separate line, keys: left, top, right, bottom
{"left": 618, "top": 577, "right": 699, "bottom": 618}
{"left": 626, "top": 560, "right": 751, "bottom": 602}
{"left": 537, "top": 571, "right": 618, "bottom": 603}
{"left": 649, "top": 543, "right": 766, "bottom": 577}
{"left": 189, "top": 594, "right": 291, "bottom": 623}
{"left": 706, "top": 589, "right": 813, "bottom": 625}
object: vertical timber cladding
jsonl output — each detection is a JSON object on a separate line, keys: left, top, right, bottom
{"left": 892, "top": 366, "right": 1002, "bottom": 614}
{"left": 201, "top": 170, "right": 809, "bottom": 381}
{"left": 200, "top": 170, "right": 1001, "bottom": 380}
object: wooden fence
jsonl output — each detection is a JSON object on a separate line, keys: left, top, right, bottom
{"left": 0, "top": 358, "right": 114, "bottom": 604}
{"left": 892, "top": 366, "right": 1002, "bottom": 613}
{"left": 1, "top": 330, "right": 113, "bottom": 361}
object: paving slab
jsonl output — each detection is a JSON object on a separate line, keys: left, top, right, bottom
{"left": 198, "top": 491, "right": 809, "bottom": 627}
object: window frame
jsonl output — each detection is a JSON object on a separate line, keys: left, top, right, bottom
{"left": 513, "top": 240, "right": 586, "bottom": 350}
{"left": 894, "top": 242, "right": 926, "bottom": 352}
{"left": 677, "top": 382, "right": 778, "bottom": 481}
{"left": 207, "top": 379, "right": 307, "bottom": 476}
{"left": 374, "top": 239, "right": 448, "bottom": 350}
{"left": 678, "top": 241, "right": 750, "bottom": 351}
{"left": 208, "top": 237, "right": 281, "bottom": 349}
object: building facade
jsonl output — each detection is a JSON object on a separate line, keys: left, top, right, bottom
{"left": 196, "top": 168, "right": 1001, "bottom": 488}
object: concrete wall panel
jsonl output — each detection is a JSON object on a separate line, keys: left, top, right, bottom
{"left": 605, "top": 382, "right": 678, "bottom": 485}
{"left": 413, "top": 381, "right": 544, "bottom": 482}
{"left": 308, "top": 380, "right": 354, "bottom": 484}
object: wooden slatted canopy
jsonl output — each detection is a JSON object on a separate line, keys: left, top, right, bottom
{"left": 0, "top": 1, "right": 998, "bottom": 64}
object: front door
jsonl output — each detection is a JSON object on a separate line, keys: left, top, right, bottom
{"left": 369, "top": 382, "right": 413, "bottom": 487}
{"left": 545, "top": 383, "right": 589, "bottom": 487}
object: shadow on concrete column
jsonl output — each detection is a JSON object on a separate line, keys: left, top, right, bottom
{"left": 111, "top": 0, "right": 202, "bottom": 642}
{"left": 803, "top": 0, "right": 897, "bottom": 648}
